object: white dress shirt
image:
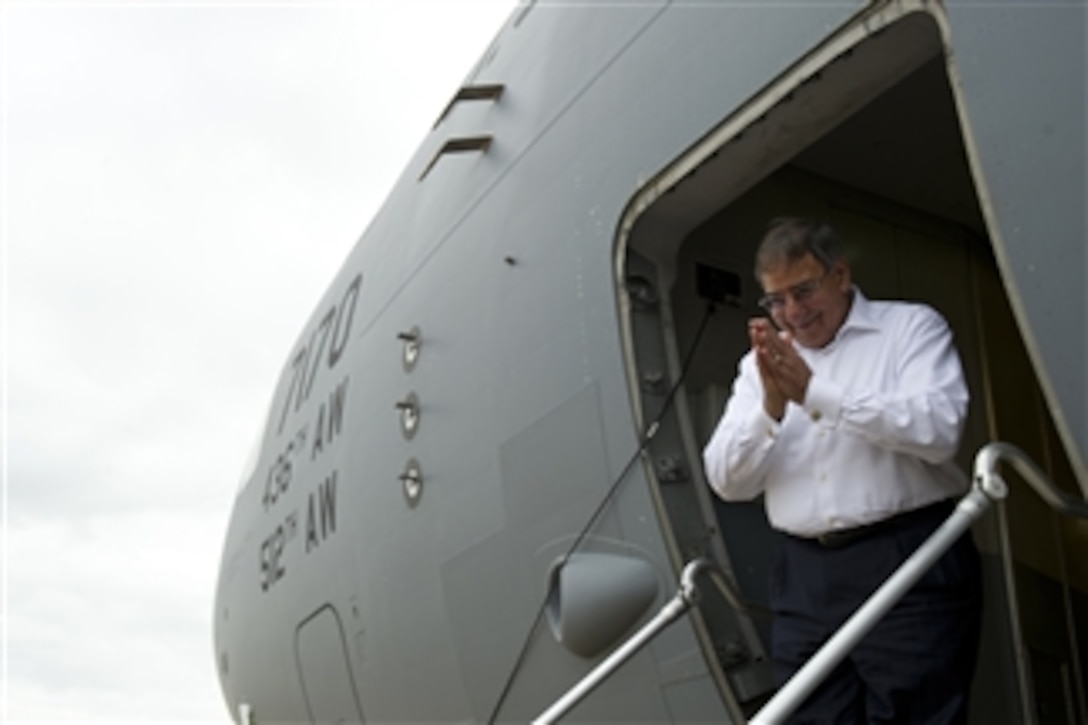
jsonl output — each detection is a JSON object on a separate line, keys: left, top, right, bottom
{"left": 702, "top": 289, "right": 969, "bottom": 537}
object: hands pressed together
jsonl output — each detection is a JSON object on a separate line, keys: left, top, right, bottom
{"left": 748, "top": 318, "right": 811, "bottom": 421}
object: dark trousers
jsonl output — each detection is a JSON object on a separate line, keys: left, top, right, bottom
{"left": 770, "top": 501, "right": 982, "bottom": 724}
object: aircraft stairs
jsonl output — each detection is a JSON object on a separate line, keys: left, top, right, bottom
{"left": 533, "top": 442, "right": 1088, "bottom": 725}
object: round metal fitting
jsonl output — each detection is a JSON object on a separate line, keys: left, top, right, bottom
{"left": 625, "top": 275, "right": 659, "bottom": 311}
{"left": 398, "top": 326, "right": 422, "bottom": 372}
{"left": 401, "top": 458, "right": 424, "bottom": 507}
{"left": 396, "top": 392, "right": 420, "bottom": 439}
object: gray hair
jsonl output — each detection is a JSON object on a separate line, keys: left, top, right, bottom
{"left": 754, "top": 217, "right": 845, "bottom": 277}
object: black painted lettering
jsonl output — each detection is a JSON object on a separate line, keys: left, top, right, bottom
{"left": 305, "top": 493, "right": 318, "bottom": 553}
{"left": 275, "top": 274, "right": 361, "bottom": 436}
{"left": 328, "top": 378, "right": 348, "bottom": 442}
{"left": 259, "top": 525, "right": 287, "bottom": 592}
{"left": 277, "top": 348, "right": 308, "bottom": 434}
{"left": 261, "top": 439, "right": 296, "bottom": 511}
{"left": 259, "top": 539, "right": 270, "bottom": 591}
{"left": 302, "top": 472, "right": 339, "bottom": 553}
{"left": 262, "top": 466, "right": 276, "bottom": 510}
{"left": 320, "top": 472, "right": 337, "bottom": 540}
{"left": 311, "top": 404, "right": 326, "bottom": 461}
{"left": 329, "top": 274, "right": 361, "bottom": 368}
{"left": 310, "top": 378, "right": 349, "bottom": 461}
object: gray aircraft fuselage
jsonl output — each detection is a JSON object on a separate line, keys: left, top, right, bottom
{"left": 214, "top": 2, "right": 1088, "bottom": 723}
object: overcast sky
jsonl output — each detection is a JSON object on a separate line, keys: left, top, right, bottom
{"left": 4, "top": 1, "right": 515, "bottom": 721}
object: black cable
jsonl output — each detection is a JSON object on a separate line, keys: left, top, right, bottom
{"left": 486, "top": 302, "right": 717, "bottom": 724}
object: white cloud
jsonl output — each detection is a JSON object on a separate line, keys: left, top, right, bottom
{"left": 4, "top": 2, "right": 515, "bottom": 721}
{"left": 8, "top": 513, "right": 226, "bottom": 721}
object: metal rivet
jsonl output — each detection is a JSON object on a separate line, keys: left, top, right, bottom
{"left": 395, "top": 392, "right": 420, "bottom": 439}
{"left": 640, "top": 370, "right": 667, "bottom": 395}
{"left": 626, "top": 275, "right": 659, "bottom": 310}
{"left": 656, "top": 456, "right": 688, "bottom": 483}
{"left": 398, "top": 326, "right": 421, "bottom": 372}
{"left": 401, "top": 458, "right": 424, "bottom": 507}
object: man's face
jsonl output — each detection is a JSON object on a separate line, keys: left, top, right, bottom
{"left": 758, "top": 252, "right": 852, "bottom": 349}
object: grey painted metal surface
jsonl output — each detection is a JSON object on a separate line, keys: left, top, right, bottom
{"left": 214, "top": 2, "right": 1088, "bottom": 723}
{"left": 944, "top": 1, "right": 1087, "bottom": 486}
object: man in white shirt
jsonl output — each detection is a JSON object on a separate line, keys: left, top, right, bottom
{"left": 703, "top": 218, "right": 981, "bottom": 724}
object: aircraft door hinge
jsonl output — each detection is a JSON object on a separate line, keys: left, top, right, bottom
{"left": 640, "top": 369, "right": 668, "bottom": 395}
{"left": 655, "top": 456, "right": 688, "bottom": 484}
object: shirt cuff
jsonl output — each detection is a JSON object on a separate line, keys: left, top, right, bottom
{"left": 750, "top": 404, "right": 782, "bottom": 440}
{"left": 803, "top": 375, "right": 843, "bottom": 427}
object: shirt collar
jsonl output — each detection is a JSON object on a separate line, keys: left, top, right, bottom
{"left": 826, "top": 286, "right": 880, "bottom": 348}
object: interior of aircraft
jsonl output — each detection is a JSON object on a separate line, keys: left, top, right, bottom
{"left": 619, "top": 13, "right": 1087, "bottom": 722}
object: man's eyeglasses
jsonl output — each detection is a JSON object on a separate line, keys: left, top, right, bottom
{"left": 758, "top": 273, "right": 829, "bottom": 313}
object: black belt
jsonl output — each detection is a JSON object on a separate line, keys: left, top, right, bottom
{"left": 801, "top": 499, "right": 955, "bottom": 549}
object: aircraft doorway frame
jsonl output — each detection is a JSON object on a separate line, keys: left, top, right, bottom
{"left": 615, "top": 4, "right": 952, "bottom": 716}
{"left": 613, "top": 3, "right": 1086, "bottom": 723}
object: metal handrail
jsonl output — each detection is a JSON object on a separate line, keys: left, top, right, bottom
{"left": 533, "top": 558, "right": 740, "bottom": 724}
{"left": 532, "top": 441, "right": 1087, "bottom": 724}
{"left": 974, "top": 441, "right": 1088, "bottom": 519}
{"left": 751, "top": 440, "right": 1087, "bottom": 723}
